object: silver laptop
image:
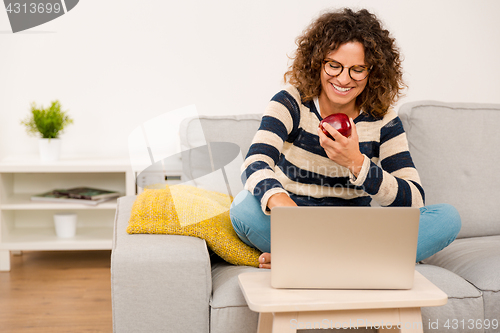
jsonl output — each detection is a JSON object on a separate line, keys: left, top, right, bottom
{"left": 271, "top": 206, "right": 420, "bottom": 290}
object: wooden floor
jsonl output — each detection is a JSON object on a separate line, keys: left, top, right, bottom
{"left": 0, "top": 251, "right": 112, "bottom": 333}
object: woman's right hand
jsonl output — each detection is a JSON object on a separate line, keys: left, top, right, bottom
{"left": 267, "top": 192, "right": 297, "bottom": 210}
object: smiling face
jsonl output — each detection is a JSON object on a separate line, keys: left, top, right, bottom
{"left": 318, "top": 42, "right": 369, "bottom": 118}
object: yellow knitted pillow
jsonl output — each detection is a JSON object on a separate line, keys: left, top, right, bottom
{"left": 127, "top": 184, "right": 261, "bottom": 267}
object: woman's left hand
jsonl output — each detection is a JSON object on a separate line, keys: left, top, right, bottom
{"left": 317, "top": 117, "right": 364, "bottom": 177}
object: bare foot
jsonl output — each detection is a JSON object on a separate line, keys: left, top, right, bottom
{"left": 259, "top": 252, "right": 271, "bottom": 269}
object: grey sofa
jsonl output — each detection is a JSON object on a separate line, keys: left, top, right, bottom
{"left": 111, "top": 101, "right": 500, "bottom": 333}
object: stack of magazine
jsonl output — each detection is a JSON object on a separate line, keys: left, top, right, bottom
{"left": 31, "top": 187, "right": 121, "bottom": 206}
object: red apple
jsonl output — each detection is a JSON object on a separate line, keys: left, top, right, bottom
{"left": 319, "top": 113, "right": 352, "bottom": 140}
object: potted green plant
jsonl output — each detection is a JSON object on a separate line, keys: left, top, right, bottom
{"left": 21, "top": 100, "right": 73, "bottom": 161}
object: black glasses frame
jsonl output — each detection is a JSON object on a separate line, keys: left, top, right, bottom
{"left": 322, "top": 60, "right": 372, "bottom": 81}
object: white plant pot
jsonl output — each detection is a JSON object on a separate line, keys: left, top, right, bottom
{"left": 38, "top": 138, "right": 61, "bottom": 161}
{"left": 53, "top": 213, "right": 77, "bottom": 238}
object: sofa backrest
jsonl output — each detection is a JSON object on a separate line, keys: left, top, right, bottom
{"left": 399, "top": 101, "right": 500, "bottom": 238}
{"left": 179, "top": 114, "right": 262, "bottom": 195}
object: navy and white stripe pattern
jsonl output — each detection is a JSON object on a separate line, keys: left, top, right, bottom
{"left": 242, "top": 86, "right": 424, "bottom": 214}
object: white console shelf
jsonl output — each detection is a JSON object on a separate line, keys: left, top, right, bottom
{"left": 0, "top": 155, "right": 137, "bottom": 271}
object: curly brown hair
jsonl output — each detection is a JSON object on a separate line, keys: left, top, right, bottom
{"left": 284, "top": 8, "right": 405, "bottom": 118}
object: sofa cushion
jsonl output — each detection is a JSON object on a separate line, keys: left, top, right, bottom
{"left": 126, "top": 185, "right": 261, "bottom": 267}
{"left": 210, "top": 262, "right": 486, "bottom": 333}
{"left": 423, "top": 235, "right": 500, "bottom": 332}
{"left": 423, "top": 236, "right": 500, "bottom": 292}
{"left": 179, "top": 114, "right": 262, "bottom": 195}
{"left": 399, "top": 101, "right": 500, "bottom": 238}
{"left": 210, "top": 262, "right": 260, "bottom": 333}
{"left": 211, "top": 262, "right": 261, "bottom": 308}
{"left": 416, "top": 264, "right": 485, "bottom": 333}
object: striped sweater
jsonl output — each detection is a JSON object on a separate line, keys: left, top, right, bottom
{"left": 242, "top": 86, "right": 425, "bottom": 214}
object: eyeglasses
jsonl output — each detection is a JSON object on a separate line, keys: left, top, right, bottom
{"left": 322, "top": 60, "right": 372, "bottom": 81}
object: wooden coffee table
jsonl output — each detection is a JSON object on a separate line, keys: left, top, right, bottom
{"left": 238, "top": 270, "right": 447, "bottom": 333}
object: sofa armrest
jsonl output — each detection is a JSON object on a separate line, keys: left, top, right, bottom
{"left": 111, "top": 196, "right": 211, "bottom": 333}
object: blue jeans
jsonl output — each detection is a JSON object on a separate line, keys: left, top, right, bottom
{"left": 229, "top": 190, "right": 462, "bottom": 262}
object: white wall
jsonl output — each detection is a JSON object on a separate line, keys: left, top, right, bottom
{"left": 1, "top": 0, "right": 499, "bottom": 159}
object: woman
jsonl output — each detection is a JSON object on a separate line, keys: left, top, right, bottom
{"left": 230, "top": 8, "right": 461, "bottom": 269}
